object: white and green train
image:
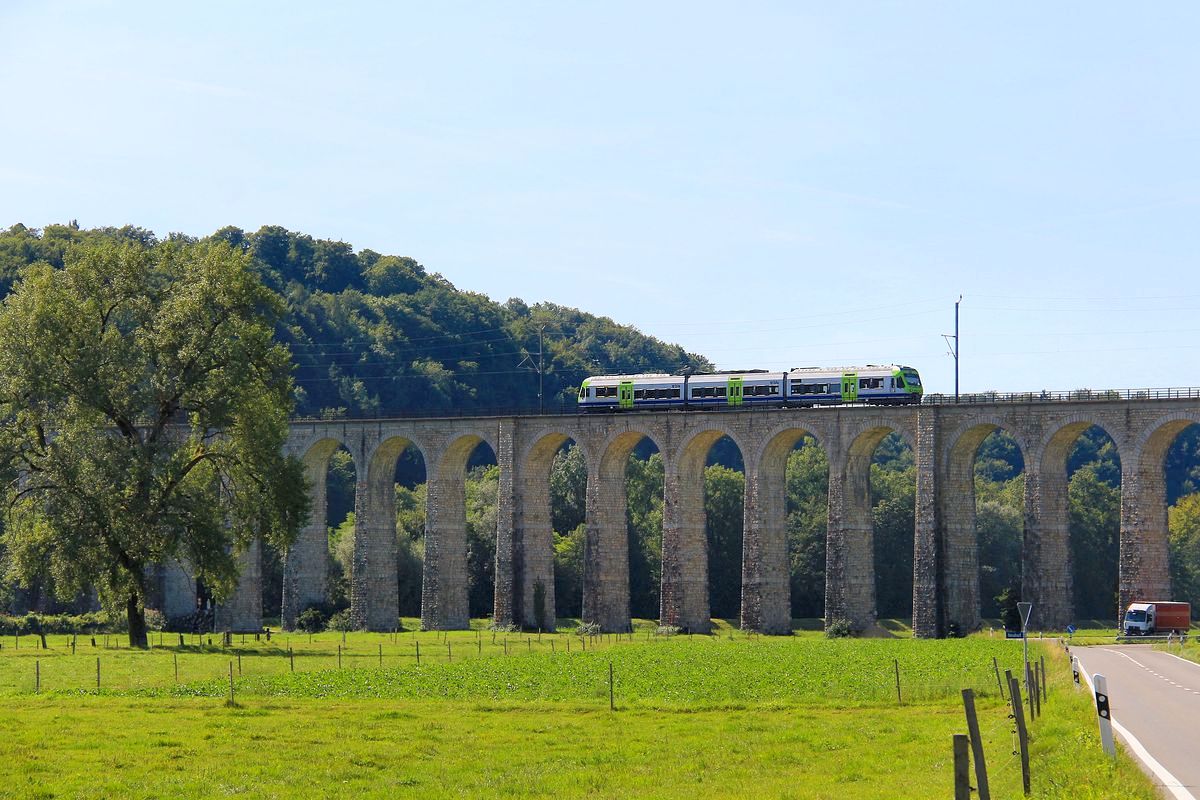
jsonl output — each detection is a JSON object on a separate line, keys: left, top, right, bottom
{"left": 577, "top": 365, "right": 923, "bottom": 411}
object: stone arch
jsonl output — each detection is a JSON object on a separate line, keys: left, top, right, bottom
{"left": 660, "top": 429, "right": 747, "bottom": 633}
{"left": 825, "top": 424, "right": 910, "bottom": 632}
{"left": 1025, "top": 416, "right": 1122, "bottom": 629}
{"left": 421, "top": 432, "right": 497, "bottom": 630}
{"left": 282, "top": 436, "right": 350, "bottom": 630}
{"left": 942, "top": 419, "right": 1030, "bottom": 633}
{"left": 1119, "top": 411, "right": 1200, "bottom": 618}
{"left": 742, "top": 426, "right": 827, "bottom": 634}
{"left": 351, "top": 435, "right": 426, "bottom": 631}
{"left": 516, "top": 430, "right": 588, "bottom": 630}
{"left": 584, "top": 428, "right": 663, "bottom": 631}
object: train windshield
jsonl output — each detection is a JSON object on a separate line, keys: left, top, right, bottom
{"left": 902, "top": 370, "right": 921, "bottom": 386}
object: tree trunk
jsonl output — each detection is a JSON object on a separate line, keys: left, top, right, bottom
{"left": 127, "top": 592, "right": 149, "bottom": 649}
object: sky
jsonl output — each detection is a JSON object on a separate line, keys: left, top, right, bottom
{"left": 2, "top": 2, "right": 1198, "bottom": 395}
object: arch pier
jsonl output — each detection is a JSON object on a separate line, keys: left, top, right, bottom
{"left": 202, "top": 398, "right": 1200, "bottom": 636}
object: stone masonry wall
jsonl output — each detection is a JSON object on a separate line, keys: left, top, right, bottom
{"left": 277, "top": 398, "right": 1199, "bottom": 638}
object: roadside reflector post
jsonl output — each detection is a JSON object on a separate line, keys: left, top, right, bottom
{"left": 1094, "top": 673, "right": 1116, "bottom": 758}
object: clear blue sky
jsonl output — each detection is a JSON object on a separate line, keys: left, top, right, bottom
{"left": 3, "top": 2, "right": 1197, "bottom": 394}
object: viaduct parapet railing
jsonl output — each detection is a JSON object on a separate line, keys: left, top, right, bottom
{"left": 162, "top": 395, "right": 1200, "bottom": 638}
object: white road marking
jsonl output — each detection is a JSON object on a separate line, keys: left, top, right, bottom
{"left": 1160, "top": 650, "right": 1200, "bottom": 671}
{"left": 1077, "top": 657, "right": 1196, "bottom": 800}
{"left": 1099, "top": 649, "right": 1200, "bottom": 696}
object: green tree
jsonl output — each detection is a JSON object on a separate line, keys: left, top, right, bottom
{"left": 550, "top": 445, "right": 587, "bottom": 536}
{"left": 1169, "top": 493, "right": 1200, "bottom": 610}
{"left": 0, "top": 239, "right": 308, "bottom": 647}
{"left": 626, "top": 453, "right": 664, "bottom": 619}
{"left": 465, "top": 465, "right": 498, "bottom": 617}
{"left": 871, "top": 461, "right": 915, "bottom": 618}
{"left": 1068, "top": 465, "right": 1121, "bottom": 619}
{"left": 553, "top": 524, "right": 585, "bottom": 619}
{"left": 786, "top": 440, "right": 829, "bottom": 619}
{"left": 705, "top": 465, "right": 745, "bottom": 619}
{"left": 394, "top": 483, "right": 426, "bottom": 616}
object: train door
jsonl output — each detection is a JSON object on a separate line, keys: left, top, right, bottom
{"left": 618, "top": 381, "right": 635, "bottom": 409}
{"left": 727, "top": 377, "right": 744, "bottom": 406}
{"left": 840, "top": 372, "right": 858, "bottom": 403}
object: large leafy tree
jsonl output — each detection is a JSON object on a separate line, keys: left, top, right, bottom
{"left": 0, "top": 239, "right": 308, "bottom": 647}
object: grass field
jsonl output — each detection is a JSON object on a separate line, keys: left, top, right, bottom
{"left": 0, "top": 621, "right": 1161, "bottom": 799}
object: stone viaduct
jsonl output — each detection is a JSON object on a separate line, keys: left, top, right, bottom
{"left": 181, "top": 396, "right": 1200, "bottom": 637}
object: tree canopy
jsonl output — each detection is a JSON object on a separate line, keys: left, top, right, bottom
{"left": 0, "top": 238, "right": 308, "bottom": 646}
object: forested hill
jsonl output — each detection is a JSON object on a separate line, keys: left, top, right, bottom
{"left": 0, "top": 223, "right": 712, "bottom": 417}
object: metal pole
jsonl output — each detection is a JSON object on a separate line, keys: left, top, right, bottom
{"left": 955, "top": 295, "right": 961, "bottom": 402}
{"left": 538, "top": 325, "right": 544, "bottom": 415}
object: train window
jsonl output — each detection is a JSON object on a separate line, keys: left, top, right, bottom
{"left": 715, "top": 387, "right": 726, "bottom": 397}
{"left": 790, "top": 382, "right": 802, "bottom": 395}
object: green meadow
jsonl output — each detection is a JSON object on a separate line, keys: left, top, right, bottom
{"left": 0, "top": 624, "right": 1159, "bottom": 799}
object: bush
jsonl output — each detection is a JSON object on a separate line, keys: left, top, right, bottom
{"left": 489, "top": 622, "right": 521, "bottom": 633}
{"left": 824, "top": 618, "right": 854, "bottom": 638}
{"left": 296, "top": 607, "right": 327, "bottom": 633}
{"left": 574, "top": 621, "right": 602, "bottom": 636}
{"left": 144, "top": 608, "right": 166, "bottom": 632}
{"left": 655, "top": 625, "right": 682, "bottom": 637}
{"left": 327, "top": 609, "right": 355, "bottom": 632}
{"left": 0, "top": 611, "right": 124, "bottom": 635}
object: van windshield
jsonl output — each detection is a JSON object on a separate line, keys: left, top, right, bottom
{"left": 1125, "top": 610, "right": 1147, "bottom": 622}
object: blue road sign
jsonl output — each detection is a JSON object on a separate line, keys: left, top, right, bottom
{"left": 1005, "top": 630, "right": 1024, "bottom": 639}
{"left": 1067, "top": 624, "right": 1077, "bottom": 634}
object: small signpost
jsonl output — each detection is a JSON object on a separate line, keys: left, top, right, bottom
{"left": 1066, "top": 623, "right": 1076, "bottom": 641}
{"left": 1017, "top": 601, "right": 1033, "bottom": 714}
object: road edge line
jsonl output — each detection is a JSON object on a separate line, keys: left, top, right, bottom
{"left": 1158, "top": 649, "right": 1200, "bottom": 671}
{"left": 1075, "top": 656, "right": 1196, "bottom": 800}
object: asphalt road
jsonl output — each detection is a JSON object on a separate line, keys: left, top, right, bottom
{"left": 1072, "top": 644, "right": 1200, "bottom": 799}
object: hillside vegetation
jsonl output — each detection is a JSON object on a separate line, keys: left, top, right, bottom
{"left": 0, "top": 223, "right": 711, "bottom": 418}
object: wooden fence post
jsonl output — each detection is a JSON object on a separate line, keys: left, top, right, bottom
{"left": 894, "top": 658, "right": 902, "bottom": 705}
{"left": 960, "top": 688, "right": 990, "bottom": 800}
{"left": 1007, "top": 674, "right": 1031, "bottom": 795}
{"left": 609, "top": 662, "right": 615, "bottom": 712}
{"left": 993, "top": 656, "right": 1006, "bottom": 699}
{"left": 953, "top": 734, "right": 971, "bottom": 800}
